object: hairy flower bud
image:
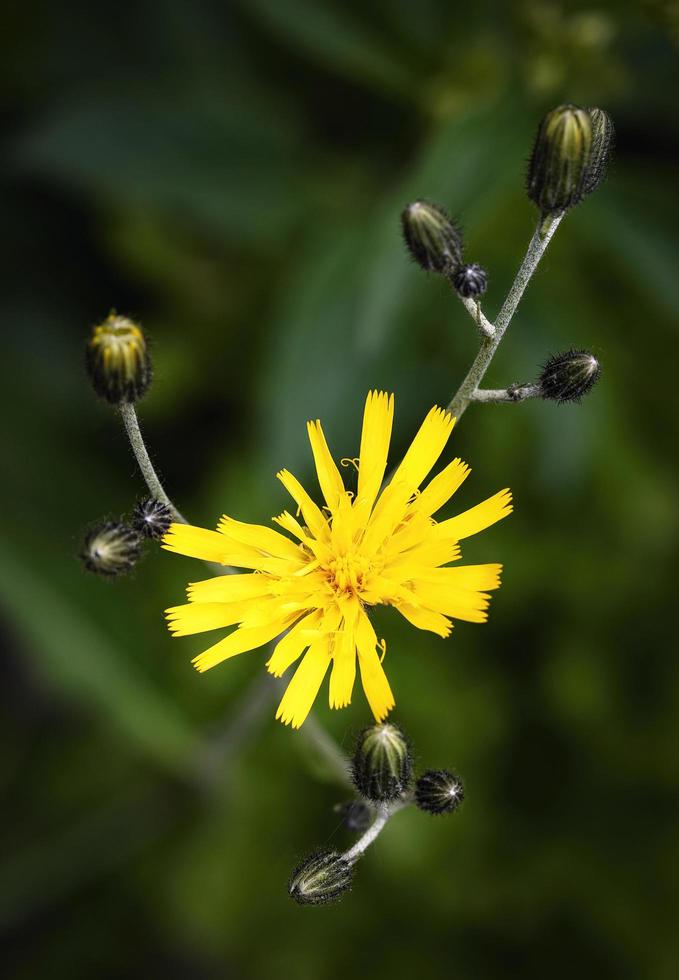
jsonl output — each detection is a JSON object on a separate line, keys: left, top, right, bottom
{"left": 86, "top": 313, "right": 152, "bottom": 404}
{"left": 401, "top": 201, "right": 463, "bottom": 273}
{"left": 334, "top": 800, "right": 372, "bottom": 833}
{"left": 132, "top": 497, "right": 174, "bottom": 540}
{"left": 351, "top": 723, "right": 412, "bottom": 802}
{"left": 81, "top": 521, "right": 143, "bottom": 577}
{"left": 288, "top": 850, "right": 353, "bottom": 906}
{"left": 415, "top": 769, "right": 465, "bottom": 815}
{"left": 453, "top": 263, "right": 488, "bottom": 298}
{"left": 527, "top": 104, "right": 594, "bottom": 214}
{"left": 538, "top": 349, "right": 601, "bottom": 403}
{"left": 582, "top": 107, "right": 614, "bottom": 197}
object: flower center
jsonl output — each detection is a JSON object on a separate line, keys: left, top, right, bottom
{"left": 325, "top": 550, "right": 374, "bottom": 597}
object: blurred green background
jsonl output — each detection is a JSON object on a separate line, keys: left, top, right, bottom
{"left": 1, "top": 1, "right": 678, "bottom": 977}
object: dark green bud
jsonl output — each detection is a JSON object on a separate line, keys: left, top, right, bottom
{"left": 351, "top": 723, "right": 412, "bottom": 802}
{"left": 453, "top": 263, "right": 488, "bottom": 298}
{"left": 415, "top": 769, "right": 465, "bottom": 815}
{"left": 132, "top": 497, "right": 174, "bottom": 540}
{"left": 86, "top": 313, "right": 152, "bottom": 404}
{"left": 80, "top": 521, "right": 143, "bottom": 577}
{"left": 401, "top": 200, "right": 463, "bottom": 274}
{"left": 538, "top": 349, "right": 601, "bottom": 403}
{"left": 333, "top": 800, "right": 372, "bottom": 833}
{"left": 288, "top": 850, "right": 353, "bottom": 906}
{"left": 582, "top": 107, "right": 614, "bottom": 197}
{"left": 527, "top": 104, "right": 594, "bottom": 214}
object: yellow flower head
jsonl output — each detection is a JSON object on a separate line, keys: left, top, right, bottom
{"left": 163, "top": 392, "right": 512, "bottom": 728}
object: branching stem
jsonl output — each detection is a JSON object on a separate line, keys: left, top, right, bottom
{"left": 342, "top": 798, "right": 412, "bottom": 865}
{"left": 119, "top": 403, "right": 187, "bottom": 524}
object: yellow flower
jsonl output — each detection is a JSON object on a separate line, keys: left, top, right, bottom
{"left": 163, "top": 392, "right": 512, "bottom": 728}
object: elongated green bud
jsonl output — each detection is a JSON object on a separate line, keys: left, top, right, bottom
{"left": 582, "top": 107, "right": 614, "bottom": 197}
{"left": 527, "top": 105, "right": 593, "bottom": 214}
{"left": 401, "top": 201, "right": 463, "bottom": 274}
{"left": 351, "top": 723, "right": 412, "bottom": 802}
{"left": 288, "top": 850, "right": 353, "bottom": 906}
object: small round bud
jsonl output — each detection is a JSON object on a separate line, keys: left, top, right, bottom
{"left": 80, "top": 521, "right": 143, "bottom": 577}
{"left": 582, "top": 107, "right": 614, "bottom": 197}
{"left": 415, "top": 769, "right": 465, "bottom": 815}
{"left": 288, "top": 850, "right": 353, "bottom": 906}
{"left": 401, "top": 200, "right": 463, "bottom": 274}
{"left": 86, "top": 313, "right": 152, "bottom": 404}
{"left": 527, "top": 104, "right": 593, "bottom": 214}
{"left": 538, "top": 349, "right": 602, "bottom": 403}
{"left": 351, "top": 723, "right": 412, "bottom": 803}
{"left": 132, "top": 497, "right": 174, "bottom": 540}
{"left": 334, "top": 800, "right": 372, "bottom": 833}
{"left": 453, "top": 263, "right": 488, "bottom": 298}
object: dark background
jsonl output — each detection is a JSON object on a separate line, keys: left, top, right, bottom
{"left": 1, "top": 2, "right": 678, "bottom": 978}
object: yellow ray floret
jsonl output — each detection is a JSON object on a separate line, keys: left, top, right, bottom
{"left": 162, "top": 391, "right": 512, "bottom": 728}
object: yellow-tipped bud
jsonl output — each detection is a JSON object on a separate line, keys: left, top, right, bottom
{"left": 86, "top": 313, "right": 152, "bottom": 405}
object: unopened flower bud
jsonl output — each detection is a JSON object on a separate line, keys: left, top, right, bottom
{"left": 86, "top": 313, "right": 152, "bottom": 404}
{"left": 415, "top": 769, "right": 465, "bottom": 815}
{"left": 132, "top": 497, "right": 174, "bottom": 540}
{"left": 80, "top": 521, "right": 143, "bottom": 577}
{"left": 288, "top": 850, "right": 353, "bottom": 906}
{"left": 334, "top": 800, "right": 372, "bottom": 833}
{"left": 582, "top": 107, "right": 614, "bottom": 197}
{"left": 351, "top": 723, "right": 412, "bottom": 802}
{"left": 538, "top": 349, "right": 601, "bottom": 403}
{"left": 527, "top": 104, "right": 593, "bottom": 214}
{"left": 453, "top": 263, "right": 488, "bottom": 298}
{"left": 401, "top": 201, "right": 463, "bottom": 274}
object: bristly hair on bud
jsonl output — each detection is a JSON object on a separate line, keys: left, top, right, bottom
{"left": 288, "top": 850, "right": 353, "bottom": 906}
{"left": 453, "top": 263, "right": 488, "bottom": 299}
{"left": 415, "top": 769, "right": 465, "bottom": 815}
{"left": 80, "top": 520, "right": 143, "bottom": 577}
{"left": 333, "top": 800, "right": 373, "bottom": 834}
{"left": 86, "top": 313, "right": 152, "bottom": 405}
{"left": 538, "top": 349, "right": 602, "bottom": 404}
{"left": 401, "top": 200, "right": 463, "bottom": 274}
{"left": 132, "top": 497, "right": 174, "bottom": 540}
{"left": 351, "top": 722, "right": 412, "bottom": 803}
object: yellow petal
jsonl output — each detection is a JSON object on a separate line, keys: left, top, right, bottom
{"left": 414, "top": 457, "right": 470, "bottom": 517}
{"left": 162, "top": 524, "right": 231, "bottom": 563}
{"left": 356, "top": 391, "right": 394, "bottom": 513}
{"left": 415, "top": 563, "right": 502, "bottom": 592}
{"left": 277, "top": 469, "right": 330, "bottom": 541}
{"left": 390, "top": 405, "right": 455, "bottom": 492}
{"left": 193, "top": 612, "right": 299, "bottom": 672}
{"left": 187, "top": 573, "right": 276, "bottom": 604}
{"left": 434, "top": 489, "right": 513, "bottom": 541}
{"left": 275, "top": 638, "right": 332, "bottom": 728}
{"left": 266, "top": 610, "right": 323, "bottom": 676}
{"left": 355, "top": 608, "right": 394, "bottom": 722}
{"left": 409, "top": 582, "right": 492, "bottom": 623}
{"left": 328, "top": 630, "right": 356, "bottom": 709}
{"left": 307, "top": 420, "right": 345, "bottom": 512}
{"left": 217, "top": 515, "right": 302, "bottom": 560}
{"left": 396, "top": 602, "right": 452, "bottom": 638}
{"left": 165, "top": 599, "right": 258, "bottom": 636}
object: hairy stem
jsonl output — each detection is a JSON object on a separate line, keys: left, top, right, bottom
{"left": 119, "top": 403, "right": 187, "bottom": 523}
{"left": 447, "top": 213, "right": 563, "bottom": 420}
{"left": 471, "top": 383, "right": 541, "bottom": 403}
{"left": 342, "top": 798, "right": 411, "bottom": 865}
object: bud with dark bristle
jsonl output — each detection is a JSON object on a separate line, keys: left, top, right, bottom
{"left": 86, "top": 313, "right": 152, "bottom": 404}
{"left": 527, "top": 104, "right": 593, "bottom": 214}
{"left": 415, "top": 769, "right": 465, "bottom": 815}
{"left": 288, "top": 850, "right": 353, "bottom": 906}
{"left": 453, "top": 263, "right": 488, "bottom": 299}
{"left": 582, "top": 107, "right": 614, "bottom": 197}
{"left": 80, "top": 521, "right": 143, "bottom": 577}
{"left": 334, "top": 800, "right": 372, "bottom": 833}
{"left": 538, "top": 349, "right": 601, "bottom": 403}
{"left": 401, "top": 200, "right": 463, "bottom": 274}
{"left": 351, "top": 723, "right": 412, "bottom": 803}
{"left": 132, "top": 497, "right": 174, "bottom": 540}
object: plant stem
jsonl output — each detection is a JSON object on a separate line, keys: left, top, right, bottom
{"left": 447, "top": 213, "right": 563, "bottom": 420}
{"left": 456, "top": 294, "right": 495, "bottom": 340}
{"left": 119, "top": 403, "right": 187, "bottom": 523}
{"left": 471, "top": 383, "right": 540, "bottom": 403}
{"left": 342, "top": 798, "right": 411, "bottom": 865}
